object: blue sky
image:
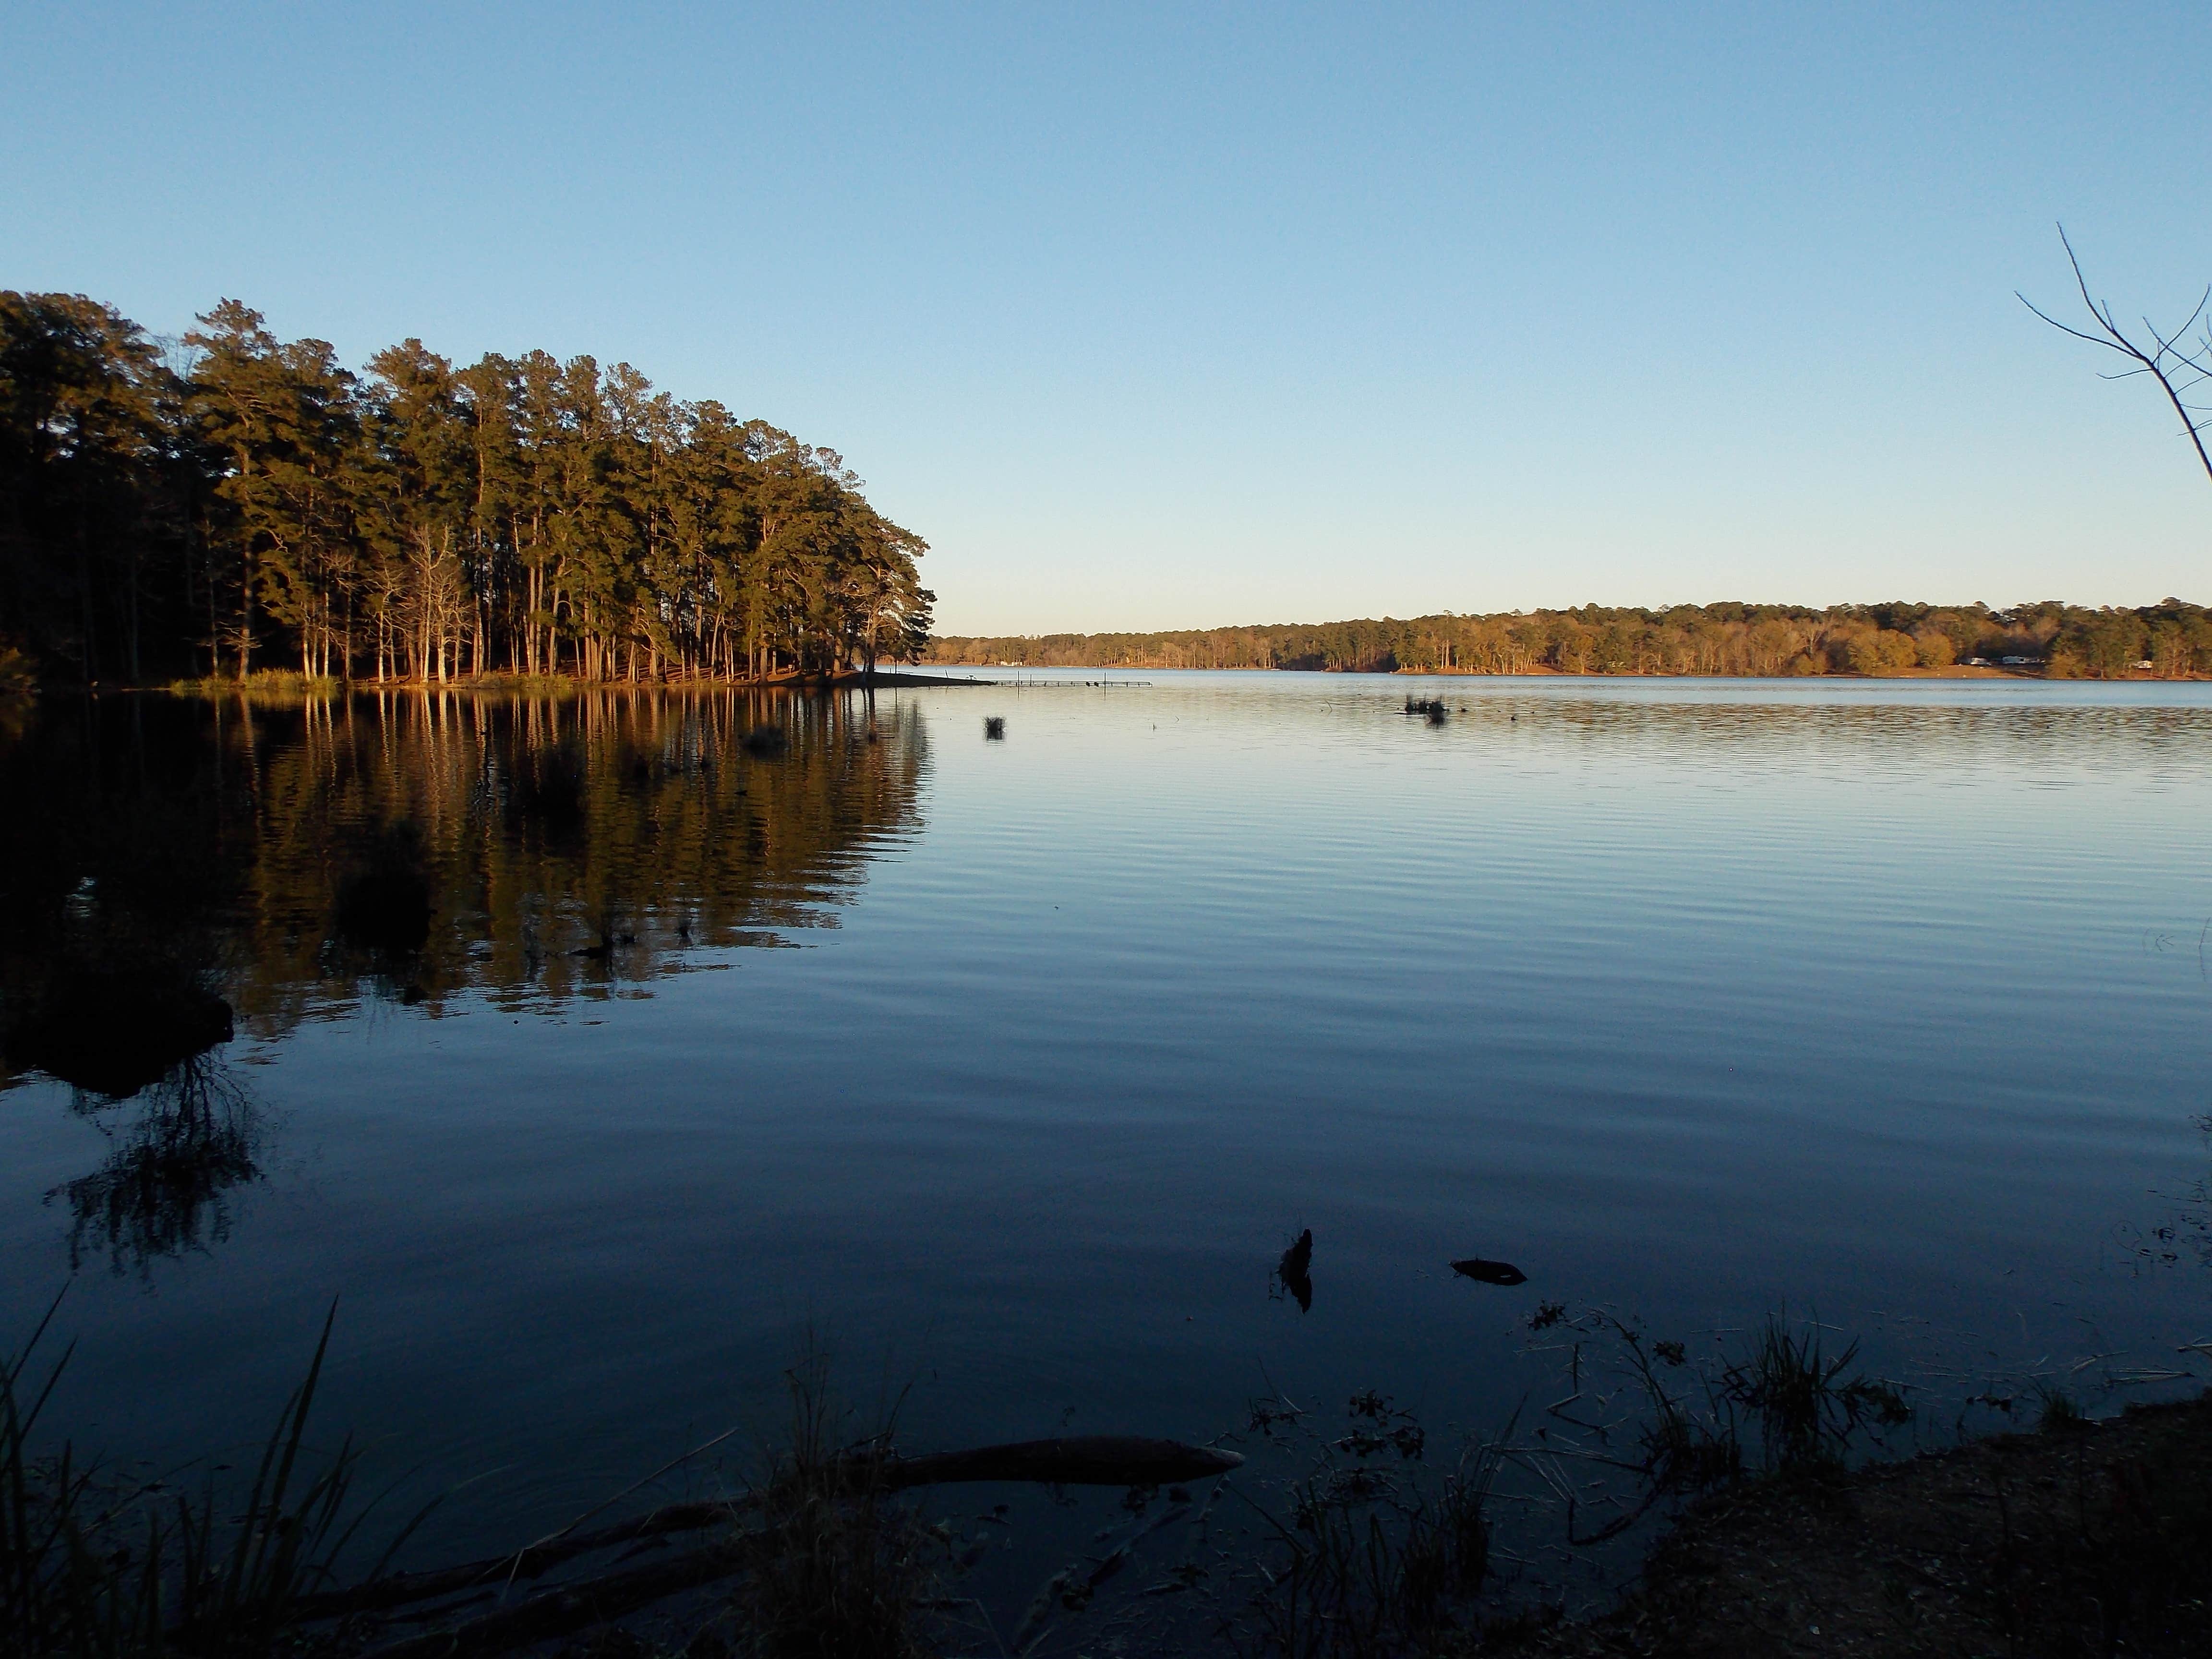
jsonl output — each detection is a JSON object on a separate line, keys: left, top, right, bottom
{"left": 7, "top": 2, "right": 2210, "bottom": 633}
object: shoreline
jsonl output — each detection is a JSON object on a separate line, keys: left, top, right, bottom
{"left": 925, "top": 661, "right": 2212, "bottom": 681}
{"left": 1491, "top": 1391, "right": 2212, "bottom": 1657}
{"left": 46, "top": 668, "right": 1001, "bottom": 697}
{"left": 11, "top": 1332, "right": 2203, "bottom": 1656}
{"left": 24, "top": 664, "right": 2212, "bottom": 697}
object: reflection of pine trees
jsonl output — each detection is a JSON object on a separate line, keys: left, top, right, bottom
{"left": 2, "top": 687, "right": 926, "bottom": 1267}
{"left": 48, "top": 1055, "right": 260, "bottom": 1275}
{"left": 182, "top": 687, "right": 926, "bottom": 1027}
{"left": 1, "top": 687, "right": 925, "bottom": 1055}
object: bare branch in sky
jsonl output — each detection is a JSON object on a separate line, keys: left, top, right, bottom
{"left": 2020, "top": 224, "right": 2212, "bottom": 487}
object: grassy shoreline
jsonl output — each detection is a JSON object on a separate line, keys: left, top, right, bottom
{"left": 12, "top": 1291, "right": 2208, "bottom": 1657}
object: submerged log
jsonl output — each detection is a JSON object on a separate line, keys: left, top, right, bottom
{"left": 312, "top": 1435, "right": 1240, "bottom": 1628}
{"left": 363, "top": 1540, "right": 755, "bottom": 1659}
{"left": 288, "top": 1500, "right": 751, "bottom": 1619}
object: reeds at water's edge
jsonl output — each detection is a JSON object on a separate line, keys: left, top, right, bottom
{"left": 0, "top": 1296, "right": 432, "bottom": 1659}
{"left": 7, "top": 1298, "right": 2206, "bottom": 1658}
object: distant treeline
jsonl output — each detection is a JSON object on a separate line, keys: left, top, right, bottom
{"left": 0, "top": 292, "right": 932, "bottom": 687}
{"left": 932, "top": 600, "right": 2212, "bottom": 678}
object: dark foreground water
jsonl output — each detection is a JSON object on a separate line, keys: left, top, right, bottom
{"left": 3, "top": 674, "right": 2210, "bottom": 1616}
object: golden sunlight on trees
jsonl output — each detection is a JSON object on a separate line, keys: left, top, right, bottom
{"left": 0, "top": 294, "right": 932, "bottom": 686}
{"left": 931, "top": 600, "right": 2212, "bottom": 679}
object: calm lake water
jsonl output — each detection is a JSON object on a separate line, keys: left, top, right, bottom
{"left": 3, "top": 673, "right": 2210, "bottom": 1605}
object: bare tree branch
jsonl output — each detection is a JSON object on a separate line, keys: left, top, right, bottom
{"left": 2021, "top": 224, "right": 2212, "bottom": 486}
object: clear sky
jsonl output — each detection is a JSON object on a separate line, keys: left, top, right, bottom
{"left": 7, "top": 2, "right": 2210, "bottom": 634}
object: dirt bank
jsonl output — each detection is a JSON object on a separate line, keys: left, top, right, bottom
{"left": 1493, "top": 1392, "right": 2212, "bottom": 1658}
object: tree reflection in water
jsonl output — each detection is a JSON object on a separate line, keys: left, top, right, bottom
{"left": 47, "top": 1054, "right": 261, "bottom": 1275}
{"left": 2, "top": 686, "right": 928, "bottom": 1268}
{"left": 228, "top": 686, "right": 926, "bottom": 1018}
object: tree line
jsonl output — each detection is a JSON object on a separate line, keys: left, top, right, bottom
{"left": 0, "top": 291, "right": 933, "bottom": 687}
{"left": 932, "top": 598, "right": 2212, "bottom": 679}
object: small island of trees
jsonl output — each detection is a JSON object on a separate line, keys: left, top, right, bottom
{"left": 0, "top": 291, "right": 933, "bottom": 689}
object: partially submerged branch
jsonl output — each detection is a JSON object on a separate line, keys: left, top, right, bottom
{"left": 362, "top": 1538, "right": 757, "bottom": 1659}
{"left": 304, "top": 1434, "right": 1241, "bottom": 1622}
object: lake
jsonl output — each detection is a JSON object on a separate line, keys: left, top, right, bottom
{"left": 3, "top": 673, "right": 2209, "bottom": 1619}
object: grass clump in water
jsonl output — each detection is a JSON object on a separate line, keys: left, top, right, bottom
{"left": 2034, "top": 1380, "right": 2086, "bottom": 1433}
{"left": 1717, "top": 1311, "right": 1912, "bottom": 1473}
{"left": 717, "top": 1351, "right": 945, "bottom": 1659}
{"left": 1235, "top": 1393, "right": 1503, "bottom": 1659}
{"left": 0, "top": 1312, "right": 956, "bottom": 1659}
{"left": 0, "top": 1297, "right": 427, "bottom": 1659}
{"left": 1515, "top": 1306, "right": 1913, "bottom": 1551}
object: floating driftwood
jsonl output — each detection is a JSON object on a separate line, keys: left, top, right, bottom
{"left": 1450, "top": 1257, "right": 1527, "bottom": 1286}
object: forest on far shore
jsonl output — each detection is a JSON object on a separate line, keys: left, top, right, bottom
{"left": 930, "top": 598, "right": 2212, "bottom": 678}
{"left": 0, "top": 290, "right": 932, "bottom": 690}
